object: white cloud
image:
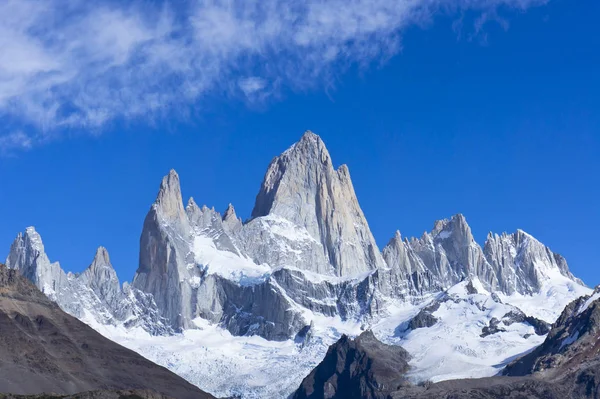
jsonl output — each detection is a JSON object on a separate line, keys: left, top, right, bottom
{"left": 239, "top": 77, "right": 267, "bottom": 96}
{"left": 0, "top": 0, "right": 547, "bottom": 151}
{"left": 0, "top": 131, "right": 34, "bottom": 153}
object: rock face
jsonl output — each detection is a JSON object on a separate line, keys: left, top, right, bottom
{"left": 484, "top": 230, "right": 580, "bottom": 294}
{"left": 251, "top": 131, "right": 385, "bottom": 277}
{"left": 222, "top": 203, "right": 243, "bottom": 234}
{"left": 383, "top": 214, "right": 580, "bottom": 297}
{"left": 407, "top": 302, "right": 440, "bottom": 330}
{"left": 5, "top": 227, "right": 68, "bottom": 299}
{"left": 128, "top": 133, "right": 390, "bottom": 338}
{"left": 380, "top": 231, "right": 438, "bottom": 299}
{"left": 77, "top": 247, "right": 121, "bottom": 309}
{"left": 411, "top": 215, "right": 497, "bottom": 288}
{"left": 133, "top": 170, "right": 193, "bottom": 329}
{"left": 0, "top": 264, "right": 213, "bottom": 399}
{"left": 293, "top": 330, "right": 411, "bottom": 399}
{"left": 130, "top": 170, "right": 308, "bottom": 338}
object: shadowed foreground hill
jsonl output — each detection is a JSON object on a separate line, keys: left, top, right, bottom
{"left": 0, "top": 390, "right": 176, "bottom": 398}
{"left": 293, "top": 330, "right": 412, "bottom": 399}
{"left": 0, "top": 264, "right": 213, "bottom": 399}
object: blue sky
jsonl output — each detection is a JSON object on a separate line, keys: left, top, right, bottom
{"left": 0, "top": 0, "right": 598, "bottom": 285}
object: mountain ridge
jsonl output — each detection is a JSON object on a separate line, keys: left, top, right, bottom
{"left": 2, "top": 130, "right": 591, "bottom": 398}
{"left": 5, "top": 131, "right": 584, "bottom": 339}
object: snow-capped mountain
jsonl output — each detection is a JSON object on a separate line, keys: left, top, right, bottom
{"left": 6, "top": 227, "right": 171, "bottom": 335}
{"left": 484, "top": 229, "right": 581, "bottom": 294}
{"left": 4, "top": 131, "right": 592, "bottom": 398}
{"left": 6, "top": 227, "right": 69, "bottom": 296}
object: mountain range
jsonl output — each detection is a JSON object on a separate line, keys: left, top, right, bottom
{"left": 2, "top": 131, "right": 592, "bottom": 398}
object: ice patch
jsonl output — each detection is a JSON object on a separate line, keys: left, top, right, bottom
{"left": 437, "top": 230, "right": 452, "bottom": 239}
{"left": 260, "top": 215, "right": 318, "bottom": 243}
{"left": 578, "top": 292, "right": 600, "bottom": 315}
{"left": 560, "top": 330, "right": 579, "bottom": 350}
{"left": 188, "top": 275, "right": 201, "bottom": 289}
{"left": 193, "top": 235, "right": 271, "bottom": 285}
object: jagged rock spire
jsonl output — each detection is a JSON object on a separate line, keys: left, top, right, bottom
{"left": 382, "top": 213, "right": 581, "bottom": 296}
{"left": 252, "top": 131, "right": 333, "bottom": 217}
{"left": 134, "top": 169, "right": 194, "bottom": 329}
{"left": 222, "top": 203, "right": 242, "bottom": 233}
{"left": 431, "top": 214, "right": 471, "bottom": 241}
{"left": 250, "top": 130, "right": 385, "bottom": 276}
{"left": 380, "top": 229, "right": 440, "bottom": 298}
{"left": 154, "top": 169, "right": 188, "bottom": 226}
{"left": 223, "top": 203, "right": 236, "bottom": 220}
{"left": 79, "top": 246, "right": 120, "bottom": 306}
{"left": 385, "top": 214, "right": 499, "bottom": 294}
{"left": 90, "top": 246, "right": 112, "bottom": 269}
{"left": 5, "top": 227, "right": 68, "bottom": 297}
{"left": 185, "top": 197, "right": 202, "bottom": 226}
{"left": 483, "top": 228, "right": 580, "bottom": 294}
{"left": 6, "top": 227, "right": 47, "bottom": 280}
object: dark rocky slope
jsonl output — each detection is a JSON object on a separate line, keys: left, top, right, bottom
{"left": 0, "top": 390, "right": 176, "bottom": 399}
{"left": 293, "top": 330, "right": 411, "bottom": 399}
{"left": 504, "top": 287, "right": 600, "bottom": 377}
{"left": 0, "top": 264, "right": 213, "bottom": 399}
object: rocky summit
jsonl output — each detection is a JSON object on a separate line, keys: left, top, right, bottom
{"left": 251, "top": 130, "right": 385, "bottom": 277}
{"left": 293, "top": 330, "right": 412, "bottom": 399}
{"left": 3, "top": 131, "right": 592, "bottom": 398}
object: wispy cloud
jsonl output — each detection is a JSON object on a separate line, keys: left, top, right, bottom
{"left": 0, "top": 131, "right": 33, "bottom": 153}
{"left": 0, "top": 0, "right": 546, "bottom": 151}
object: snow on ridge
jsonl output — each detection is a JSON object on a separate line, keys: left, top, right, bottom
{"left": 193, "top": 235, "right": 271, "bottom": 285}
{"left": 436, "top": 230, "right": 453, "bottom": 239}
{"left": 258, "top": 214, "right": 319, "bottom": 244}
{"left": 374, "top": 277, "right": 584, "bottom": 386}
{"left": 498, "top": 272, "right": 591, "bottom": 323}
{"left": 578, "top": 291, "right": 600, "bottom": 315}
{"left": 446, "top": 277, "right": 489, "bottom": 296}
